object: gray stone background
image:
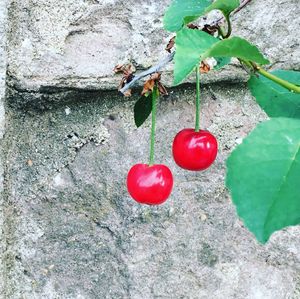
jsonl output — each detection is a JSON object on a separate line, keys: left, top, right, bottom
{"left": 0, "top": 0, "right": 300, "bottom": 298}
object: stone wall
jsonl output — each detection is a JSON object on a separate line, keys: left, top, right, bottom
{"left": 1, "top": 0, "right": 300, "bottom": 298}
{"left": 0, "top": 0, "right": 8, "bottom": 296}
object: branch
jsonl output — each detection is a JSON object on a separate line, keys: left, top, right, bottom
{"left": 119, "top": 52, "right": 175, "bottom": 94}
{"left": 234, "top": 0, "right": 253, "bottom": 14}
{"left": 119, "top": 0, "right": 253, "bottom": 95}
{"left": 210, "top": 0, "right": 253, "bottom": 26}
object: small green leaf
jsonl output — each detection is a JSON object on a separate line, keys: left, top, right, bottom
{"left": 134, "top": 96, "right": 152, "bottom": 127}
{"left": 205, "top": 0, "right": 239, "bottom": 17}
{"left": 226, "top": 118, "right": 300, "bottom": 243}
{"left": 248, "top": 70, "right": 300, "bottom": 118}
{"left": 174, "top": 28, "right": 219, "bottom": 85}
{"left": 163, "top": 0, "right": 212, "bottom": 32}
{"left": 202, "top": 37, "right": 270, "bottom": 65}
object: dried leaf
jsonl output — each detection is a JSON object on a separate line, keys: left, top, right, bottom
{"left": 113, "top": 64, "right": 125, "bottom": 73}
{"left": 123, "top": 89, "right": 132, "bottom": 97}
{"left": 118, "top": 77, "right": 126, "bottom": 91}
{"left": 166, "top": 36, "right": 175, "bottom": 53}
{"left": 200, "top": 61, "right": 211, "bottom": 74}
{"left": 114, "top": 64, "right": 136, "bottom": 96}
{"left": 157, "top": 82, "right": 168, "bottom": 96}
{"left": 150, "top": 73, "right": 161, "bottom": 81}
{"left": 142, "top": 79, "right": 155, "bottom": 96}
{"left": 202, "top": 24, "right": 219, "bottom": 35}
{"left": 113, "top": 64, "right": 136, "bottom": 75}
{"left": 187, "top": 23, "right": 199, "bottom": 29}
{"left": 125, "top": 73, "right": 135, "bottom": 84}
{"left": 165, "top": 24, "right": 199, "bottom": 53}
{"left": 142, "top": 73, "right": 168, "bottom": 96}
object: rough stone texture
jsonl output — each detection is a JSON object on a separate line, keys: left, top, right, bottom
{"left": 0, "top": 0, "right": 8, "bottom": 296}
{"left": 3, "top": 85, "right": 300, "bottom": 298}
{"left": 0, "top": 0, "right": 6, "bottom": 136}
{"left": 6, "top": 0, "right": 300, "bottom": 95}
{"left": 1, "top": 0, "right": 300, "bottom": 298}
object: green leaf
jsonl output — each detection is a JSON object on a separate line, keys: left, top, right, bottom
{"left": 174, "top": 28, "right": 219, "bottom": 85}
{"left": 163, "top": 0, "right": 212, "bottom": 32}
{"left": 163, "top": 0, "right": 239, "bottom": 32}
{"left": 202, "top": 37, "right": 270, "bottom": 65}
{"left": 214, "top": 56, "right": 231, "bottom": 70}
{"left": 134, "top": 96, "right": 152, "bottom": 127}
{"left": 174, "top": 29, "right": 269, "bottom": 85}
{"left": 226, "top": 118, "right": 300, "bottom": 243}
{"left": 248, "top": 70, "right": 300, "bottom": 118}
{"left": 205, "top": 0, "right": 239, "bottom": 17}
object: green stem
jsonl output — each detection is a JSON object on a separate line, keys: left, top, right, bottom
{"left": 241, "top": 60, "right": 300, "bottom": 93}
{"left": 149, "top": 85, "right": 159, "bottom": 166}
{"left": 195, "top": 65, "right": 200, "bottom": 132}
{"left": 224, "top": 14, "right": 232, "bottom": 38}
{"left": 217, "top": 26, "right": 226, "bottom": 39}
{"left": 257, "top": 67, "right": 300, "bottom": 93}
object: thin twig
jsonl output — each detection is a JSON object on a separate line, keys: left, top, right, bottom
{"left": 119, "top": 52, "right": 174, "bottom": 94}
{"left": 119, "top": 0, "right": 253, "bottom": 95}
{"left": 211, "top": 0, "right": 253, "bottom": 26}
{"left": 234, "top": 0, "right": 253, "bottom": 14}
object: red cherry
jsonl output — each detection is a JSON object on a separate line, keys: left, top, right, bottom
{"left": 127, "top": 163, "right": 173, "bottom": 205}
{"left": 172, "top": 129, "right": 218, "bottom": 171}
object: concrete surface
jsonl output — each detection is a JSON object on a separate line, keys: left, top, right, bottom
{"left": 6, "top": 0, "right": 300, "bottom": 95}
{"left": 0, "top": 0, "right": 300, "bottom": 298}
{"left": 0, "top": 0, "right": 8, "bottom": 296}
{"left": 2, "top": 85, "right": 300, "bottom": 298}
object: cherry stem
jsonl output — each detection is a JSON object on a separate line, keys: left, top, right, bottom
{"left": 218, "top": 14, "right": 232, "bottom": 39}
{"left": 241, "top": 60, "right": 300, "bottom": 93}
{"left": 195, "top": 65, "right": 201, "bottom": 132}
{"left": 149, "top": 85, "right": 159, "bottom": 166}
{"left": 223, "top": 14, "right": 232, "bottom": 38}
{"left": 257, "top": 67, "right": 300, "bottom": 93}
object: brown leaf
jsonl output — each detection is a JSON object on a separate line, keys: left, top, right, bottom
{"left": 157, "top": 82, "right": 168, "bottom": 96}
{"left": 200, "top": 61, "right": 211, "bottom": 74}
{"left": 118, "top": 77, "right": 126, "bottom": 91}
{"left": 150, "top": 73, "right": 161, "bottom": 81}
{"left": 141, "top": 73, "right": 168, "bottom": 96}
{"left": 125, "top": 73, "right": 135, "bottom": 84}
{"left": 202, "top": 24, "right": 218, "bottom": 36}
{"left": 113, "top": 64, "right": 136, "bottom": 75}
{"left": 165, "top": 36, "right": 175, "bottom": 53}
{"left": 142, "top": 79, "right": 155, "bottom": 96}
{"left": 113, "top": 64, "right": 125, "bottom": 74}
{"left": 123, "top": 89, "right": 132, "bottom": 97}
{"left": 114, "top": 64, "right": 136, "bottom": 96}
{"left": 187, "top": 23, "right": 199, "bottom": 30}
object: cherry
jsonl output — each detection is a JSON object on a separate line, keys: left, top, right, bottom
{"left": 172, "top": 129, "right": 218, "bottom": 171}
{"left": 127, "top": 163, "right": 173, "bottom": 205}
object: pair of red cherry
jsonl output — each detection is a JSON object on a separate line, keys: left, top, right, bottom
{"left": 127, "top": 129, "right": 218, "bottom": 205}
